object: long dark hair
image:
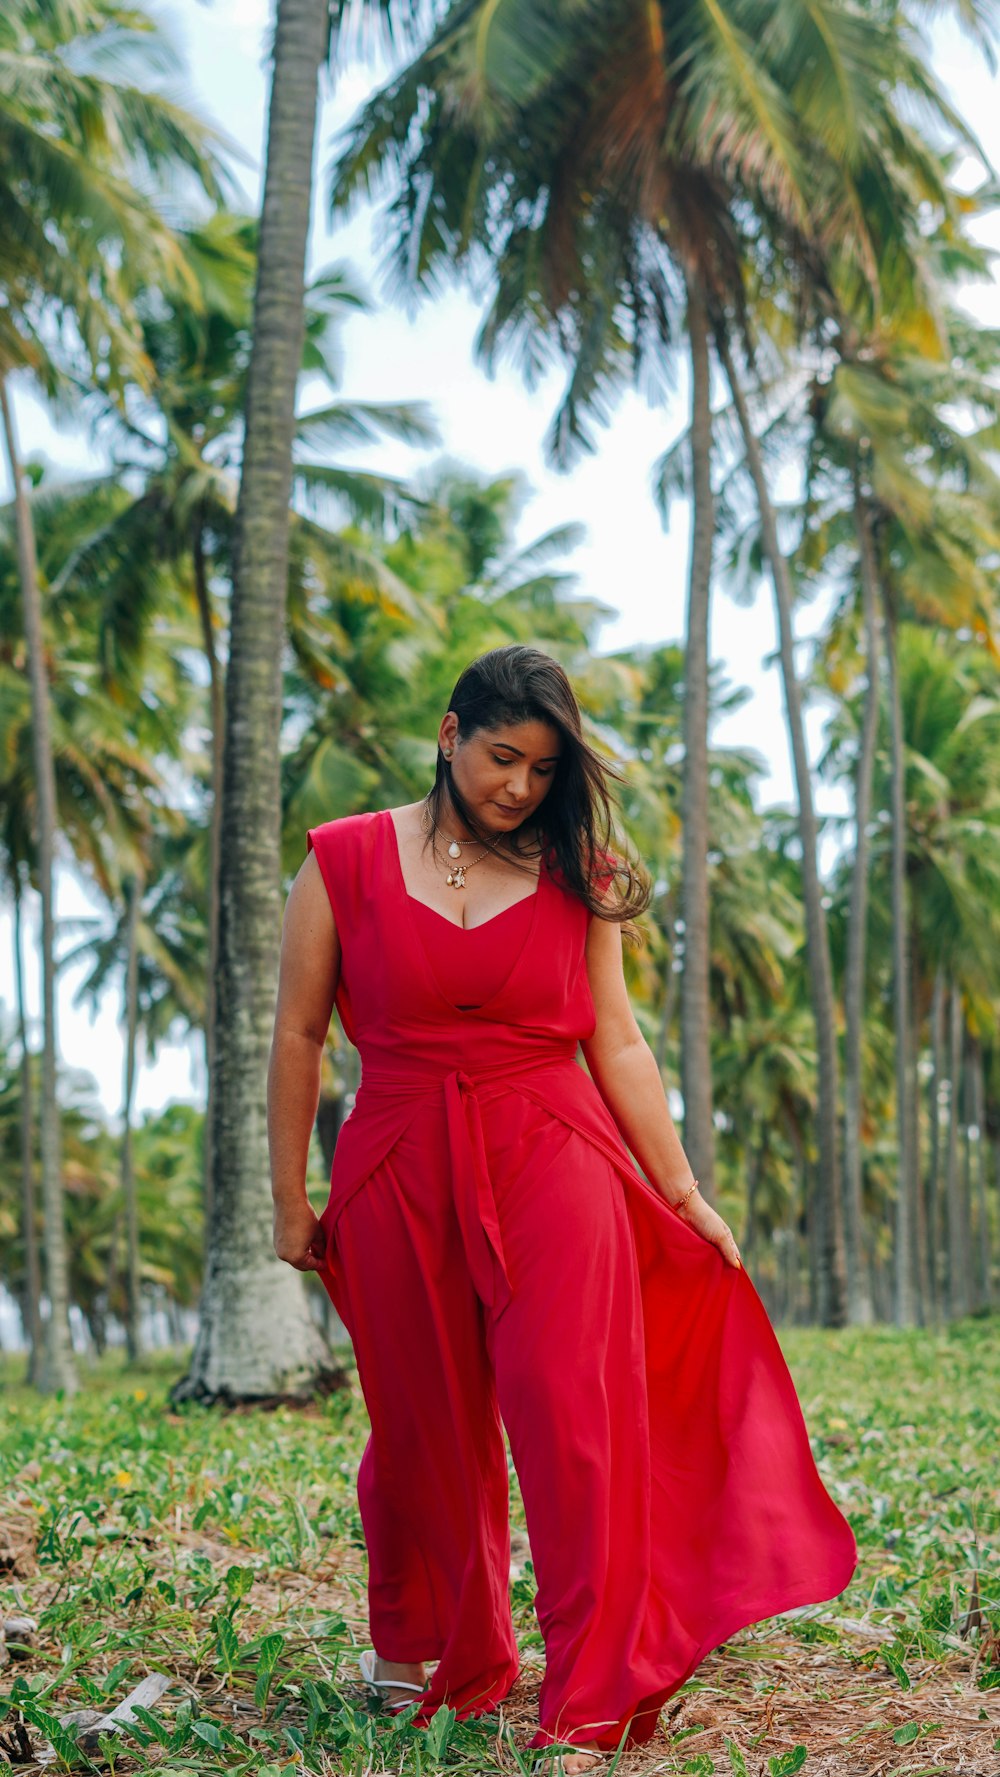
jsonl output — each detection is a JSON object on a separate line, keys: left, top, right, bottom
{"left": 422, "top": 645, "right": 652, "bottom": 945}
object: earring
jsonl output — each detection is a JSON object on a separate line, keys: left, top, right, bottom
{"left": 443, "top": 748, "right": 453, "bottom": 758}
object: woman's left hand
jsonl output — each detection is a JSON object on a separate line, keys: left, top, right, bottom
{"left": 670, "top": 1189, "right": 742, "bottom": 1269}
{"left": 273, "top": 1200, "right": 328, "bottom": 1273}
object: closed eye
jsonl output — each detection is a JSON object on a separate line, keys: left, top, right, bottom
{"left": 492, "top": 754, "right": 553, "bottom": 775}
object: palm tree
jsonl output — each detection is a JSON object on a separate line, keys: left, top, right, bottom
{"left": 60, "top": 213, "right": 436, "bottom": 1227}
{"left": 1, "top": 0, "right": 226, "bottom": 1391}
{"left": 803, "top": 269, "right": 1000, "bottom": 1321}
{"left": 323, "top": 0, "right": 983, "bottom": 1318}
{"left": 0, "top": 384, "right": 76, "bottom": 1389}
{"left": 1, "top": 460, "right": 207, "bottom": 1363}
{"left": 326, "top": 0, "right": 772, "bottom": 1205}
{"left": 174, "top": 0, "right": 419, "bottom": 1401}
{"left": 7, "top": 870, "right": 43, "bottom": 1377}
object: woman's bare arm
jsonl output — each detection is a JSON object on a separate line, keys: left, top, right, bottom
{"left": 267, "top": 851, "right": 340, "bottom": 1271}
{"left": 580, "top": 904, "right": 741, "bottom": 1269}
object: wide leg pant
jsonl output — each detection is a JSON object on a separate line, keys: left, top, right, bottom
{"left": 326, "top": 1090, "right": 665, "bottom": 1750}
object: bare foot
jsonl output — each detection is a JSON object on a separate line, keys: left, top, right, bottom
{"left": 373, "top": 1652, "right": 427, "bottom": 1708}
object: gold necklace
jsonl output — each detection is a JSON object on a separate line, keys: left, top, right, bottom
{"left": 445, "top": 850, "right": 490, "bottom": 890}
{"left": 421, "top": 809, "right": 491, "bottom": 890}
{"left": 422, "top": 805, "right": 535, "bottom": 891}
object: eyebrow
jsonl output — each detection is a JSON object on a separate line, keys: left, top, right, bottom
{"left": 490, "top": 742, "right": 563, "bottom": 762}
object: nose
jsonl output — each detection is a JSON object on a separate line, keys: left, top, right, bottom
{"left": 504, "top": 779, "right": 531, "bottom": 803}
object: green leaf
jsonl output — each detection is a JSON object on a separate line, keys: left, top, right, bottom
{"left": 20, "top": 1704, "right": 93, "bottom": 1771}
{"left": 101, "top": 1658, "right": 132, "bottom": 1696}
{"left": 893, "top": 1723, "right": 921, "bottom": 1745}
{"left": 254, "top": 1632, "right": 286, "bottom": 1709}
{"left": 224, "top": 1563, "right": 255, "bottom": 1604}
{"left": 725, "top": 1738, "right": 750, "bottom": 1776}
{"left": 215, "top": 1611, "right": 240, "bottom": 1673}
{"left": 882, "top": 1646, "right": 912, "bottom": 1690}
{"left": 768, "top": 1748, "right": 808, "bottom": 1776}
{"left": 131, "top": 1705, "right": 175, "bottom": 1748}
{"left": 424, "top": 1703, "right": 457, "bottom": 1761}
{"left": 190, "top": 1719, "right": 223, "bottom": 1749}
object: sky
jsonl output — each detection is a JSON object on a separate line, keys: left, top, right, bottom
{"left": 2, "top": 0, "right": 1000, "bottom": 1125}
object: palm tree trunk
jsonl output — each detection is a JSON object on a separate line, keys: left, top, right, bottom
{"left": 946, "top": 982, "right": 967, "bottom": 1319}
{"left": 960, "top": 1030, "right": 976, "bottom": 1312}
{"left": 193, "top": 513, "right": 223, "bottom": 1232}
{"left": 741, "top": 1139, "right": 760, "bottom": 1267}
{"left": 173, "top": 0, "right": 336, "bottom": 1401}
{"left": 842, "top": 472, "right": 879, "bottom": 1324}
{"left": 104, "top": 1206, "right": 124, "bottom": 1335}
{"left": 652, "top": 886, "right": 678, "bottom": 1075}
{"left": 908, "top": 924, "right": 927, "bottom": 1323}
{"left": 927, "top": 964, "right": 945, "bottom": 1321}
{"left": 971, "top": 1039, "right": 992, "bottom": 1312}
{"left": 714, "top": 327, "right": 846, "bottom": 1326}
{"left": 655, "top": 932, "right": 680, "bottom": 1075}
{"left": 122, "top": 869, "right": 143, "bottom": 1361}
{"left": 0, "top": 374, "right": 77, "bottom": 1395}
{"left": 881, "top": 589, "right": 916, "bottom": 1325}
{"left": 13, "top": 876, "right": 44, "bottom": 1383}
{"left": 781, "top": 1225, "right": 796, "bottom": 1325}
{"left": 679, "top": 269, "right": 717, "bottom": 1202}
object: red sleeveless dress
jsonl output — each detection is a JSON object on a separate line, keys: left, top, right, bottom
{"left": 307, "top": 809, "right": 857, "bottom": 1753}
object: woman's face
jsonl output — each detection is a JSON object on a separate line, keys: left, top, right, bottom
{"left": 439, "top": 716, "right": 563, "bottom": 834}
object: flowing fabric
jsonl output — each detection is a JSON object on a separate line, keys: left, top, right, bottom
{"left": 307, "top": 809, "right": 858, "bottom": 1752}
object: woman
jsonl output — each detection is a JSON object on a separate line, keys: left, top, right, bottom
{"left": 268, "top": 645, "right": 857, "bottom": 1773}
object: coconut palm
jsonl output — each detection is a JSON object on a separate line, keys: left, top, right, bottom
{"left": 323, "top": 0, "right": 985, "bottom": 1318}
{"left": 169, "top": 0, "right": 441, "bottom": 1402}
{"left": 0, "top": 0, "right": 227, "bottom": 1392}
{"left": 1, "top": 459, "right": 209, "bottom": 1365}
{"left": 800, "top": 276, "right": 1000, "bottom": 1324}
{"left": 59, "top": 211, "right": 437, "bottom": 1227}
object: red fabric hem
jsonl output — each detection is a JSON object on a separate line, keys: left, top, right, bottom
{"left": 527, "top": 1560, "right": 858, "bottom": 1751}
{"left": 399, "top": 1559, "right": 857, "bottom": 1752}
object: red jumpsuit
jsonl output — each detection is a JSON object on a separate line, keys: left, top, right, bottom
{"left": 307, "top": 809, "right": 857, "bottom": 1753}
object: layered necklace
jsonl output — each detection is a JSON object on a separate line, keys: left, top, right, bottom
{"left": 421, "top": 803, "right": 538, "bottom": 891}
{"left": 442, "top": 831, "right": 489, "bottom": 891}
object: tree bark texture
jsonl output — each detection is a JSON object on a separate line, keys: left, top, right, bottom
{"left": 679, "top": 270, "right": 717, "bottom": 1201}
{"left": 842, "top": 473, "right": 879, "bottom": 1324}
{"left": 122, "top": 870, "right": 143, "bottom": 1361}
{"left": 14, "top": 881, "right": 44, "bottom": 1382}
{"left": 173, "top": 0, "right": 337, "bottom": 1400}
{"left": 715, "top": 328, "right": 847, "bottom": 1326}
{"left": 1, "top": 374, "right": 77, "bottom": 1394}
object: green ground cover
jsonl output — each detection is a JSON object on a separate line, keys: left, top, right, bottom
{"left": 1, "top": 1321, "right": 997, "bottom": 1775}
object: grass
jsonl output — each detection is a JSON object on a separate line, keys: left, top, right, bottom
{"left": 1, "top": 1320, "right": 998, "bottom": 1775}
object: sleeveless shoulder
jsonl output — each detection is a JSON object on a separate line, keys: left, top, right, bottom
{"left": 306, "top": 810, "right": 381, "bottom": 935}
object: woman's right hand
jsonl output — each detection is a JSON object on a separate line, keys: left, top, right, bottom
{"left": 273, "top": 1199, "right": 328, "bottom": 1273}
{"left": 673, "top": 1189, "right": 742, "bottom": 1269}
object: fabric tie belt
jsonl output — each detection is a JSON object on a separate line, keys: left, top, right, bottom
{"left": 444, "top": 1068, "right": 513, "bottom": 1313}
{"left": 356, "top": 1047, "right": 580, "bottom": 1315}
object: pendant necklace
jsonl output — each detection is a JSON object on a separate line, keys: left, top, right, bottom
{"left": 441, "top": 832, "right": 490, "bottom": 889}
{"left": 445, "top": 853, "right": 488, "bottom": 890}
{"left": 424, "top": 815, "right": 491, "bottom": 890}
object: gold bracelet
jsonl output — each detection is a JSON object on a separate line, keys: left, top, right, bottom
{"left": 672, "top": 1178, "right": 699, "bottom": 1212}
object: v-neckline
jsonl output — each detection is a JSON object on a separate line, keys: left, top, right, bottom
{"left": 383, "top": 807, "right": 547, "bottom": 1016}
{"left": 383, "top": 806, "right": 545, "bottom": 932}
{"left": 409, "top": 892, "right": 535, "bottom": 932}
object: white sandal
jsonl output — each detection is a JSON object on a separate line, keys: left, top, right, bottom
{"left": 358, "top": 1647, "right": 427, "bottom": 1712}
{"left": 531, "top": 1749, "right": 609, "bottom": 1774}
